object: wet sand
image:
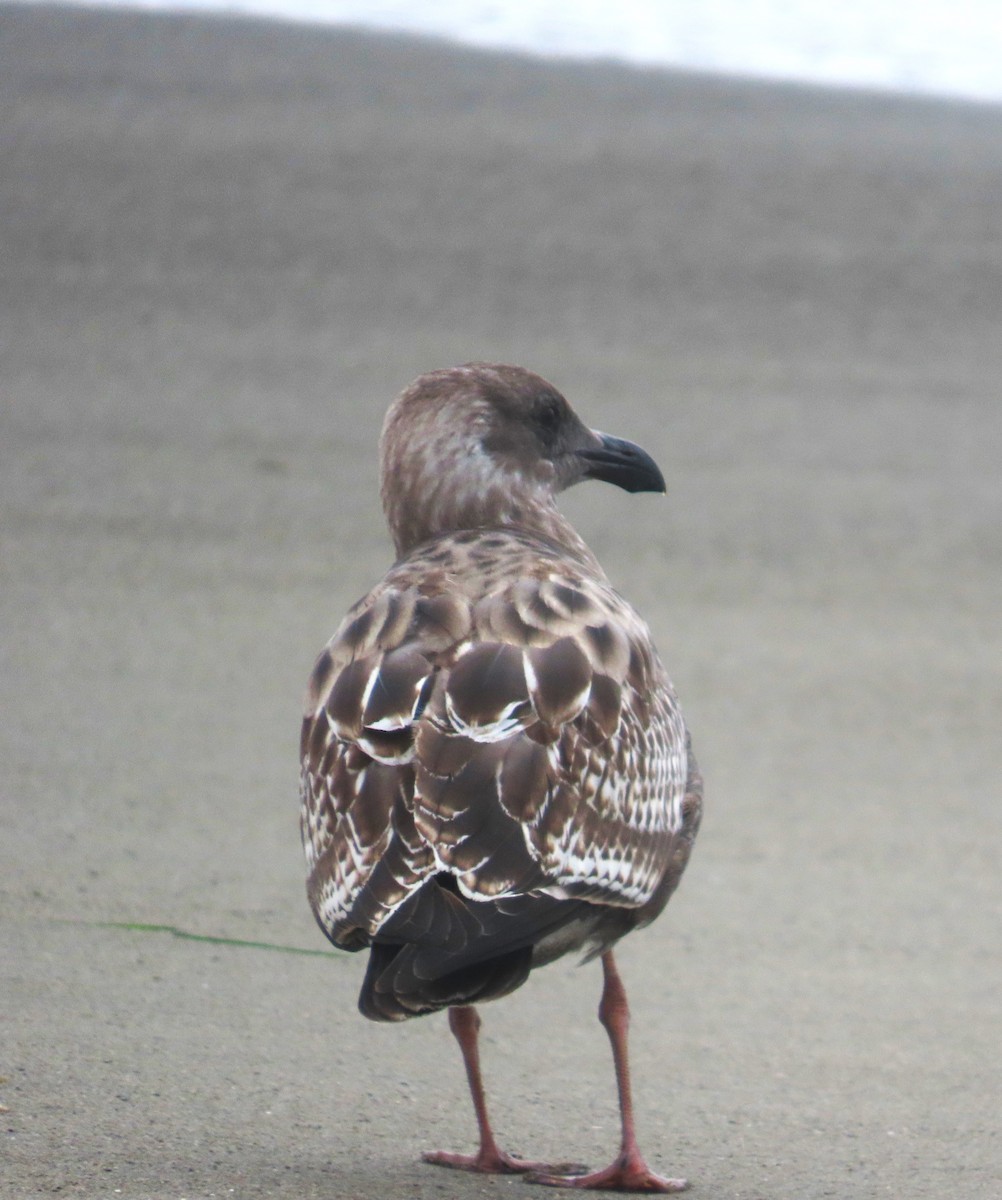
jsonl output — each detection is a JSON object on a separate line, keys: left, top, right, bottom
{"left": 2, "top": 6, "right": 1000, "bottom": 1197}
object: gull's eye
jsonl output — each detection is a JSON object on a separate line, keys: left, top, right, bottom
{"left": 533, "top": 393, "right": 565, "bottom": 445}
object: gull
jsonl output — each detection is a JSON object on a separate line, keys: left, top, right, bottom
{"left": 300, "top": 363, "right": 702, "bottom": 1191}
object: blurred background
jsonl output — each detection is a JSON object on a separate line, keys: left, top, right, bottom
{"left": 2, "top": 2, "right": 1000, "bottom": 1197}
{"left": 20, "top": 0, "right": 1002, "bottom": 102}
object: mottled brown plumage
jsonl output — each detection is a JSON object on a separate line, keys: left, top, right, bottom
{"left": 300, "top": 363, "right": 702, "bottom": 1190}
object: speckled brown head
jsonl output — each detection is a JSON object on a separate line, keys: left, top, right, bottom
{"left": 379, "top": 363, "right": 665, "bottom": 559}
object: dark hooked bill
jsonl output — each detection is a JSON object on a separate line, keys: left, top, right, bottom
{"left": 577, "top": 432, "right": 666, "bottom": 494}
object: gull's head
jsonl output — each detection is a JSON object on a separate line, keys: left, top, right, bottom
{"left": 380, "top": 362, "right": 665, "bottom": 557}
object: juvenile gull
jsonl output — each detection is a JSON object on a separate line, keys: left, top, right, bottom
{"left": 300, "top": 363, "right": 702, "bottom": 1191}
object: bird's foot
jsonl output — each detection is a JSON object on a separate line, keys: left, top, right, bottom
{"left": 422, "top": 1147, "right": 588, "bottom": 1176}
{"left": 525, "top": 1149, "right": 688, "bottom": 1193}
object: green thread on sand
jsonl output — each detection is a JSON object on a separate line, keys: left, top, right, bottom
{"left": 74, "top": 920, "right": 344, "bottom": 958}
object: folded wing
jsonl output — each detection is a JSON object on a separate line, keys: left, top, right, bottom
{"left": 300, "top": 540, "right": 699, "bottom": 1018}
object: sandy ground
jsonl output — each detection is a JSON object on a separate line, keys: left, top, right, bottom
{"left": 2, "top": 6, "right": 1001, "bottom": 1197}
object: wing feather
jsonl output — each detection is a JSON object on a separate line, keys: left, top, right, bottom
{"left": 300, "top": 537, "right": 697, "bottom": 969}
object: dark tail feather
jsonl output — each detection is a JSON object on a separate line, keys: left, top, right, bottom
{"left": 356, "top": 874, "right": 590, "bottom": 1021}
{"left": 359, "top": 941, "right": 532, "bottom": 1021}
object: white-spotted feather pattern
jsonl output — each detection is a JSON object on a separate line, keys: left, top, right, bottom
{"left": 299, "top": 364, "right": 702, "bottom": 1019}
{"left": 302, "top": 538, "right": 698, "bottom": 940}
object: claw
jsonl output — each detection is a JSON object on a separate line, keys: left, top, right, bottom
{"left": 525, "top": 1151, "right": 688, "bottom": 1192}
{"left": 422, "top": 1147, "right": 588, "bottom": 1176}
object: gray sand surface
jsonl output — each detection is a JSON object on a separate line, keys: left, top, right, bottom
{"left": 2, "top": 7, "right": 1000, "bottom": 1197}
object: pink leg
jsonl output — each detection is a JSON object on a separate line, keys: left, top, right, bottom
{"left": 528, "top": 952, "right": 688, "bottom": 1192}
{"left": 422, "top": 1004, "right": 587, "bottom": 1176}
